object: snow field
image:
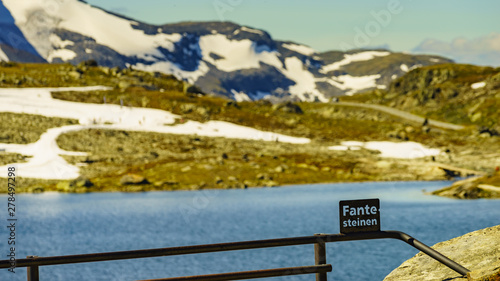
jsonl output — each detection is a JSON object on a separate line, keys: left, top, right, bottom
{"left": 329, "top": 141, "right": 441, "bottom": 159}
{"left": 0, "top": 87, "right": 310, "bottom": 179}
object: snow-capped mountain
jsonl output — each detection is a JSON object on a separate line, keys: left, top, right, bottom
{"left": 0, "top": 0, "right": 452, "bottom": 101}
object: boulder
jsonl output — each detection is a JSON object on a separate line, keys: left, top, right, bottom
{"left": 272, "top": 102, "right": 304, "bottom": 114}
{"left": 383, "top": 225, "right": 500, "bottom": 281}
{"left": 120, "top": 174, "right": 149, "bottom": 185}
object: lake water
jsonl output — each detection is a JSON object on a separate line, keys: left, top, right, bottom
{"left": 1, "top": 181, "right": 499, "bottom": 281}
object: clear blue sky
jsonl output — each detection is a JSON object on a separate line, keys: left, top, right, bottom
{"left": 85, "top": 0, "right": 500, "bottom": 65}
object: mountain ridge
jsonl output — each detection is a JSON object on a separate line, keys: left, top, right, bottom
{"left": 0, "top": 0, "right": 452, "bottom": 101}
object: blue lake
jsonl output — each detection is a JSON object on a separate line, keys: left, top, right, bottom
{"left": 1, "top": 181, "right": 500, "bottom": 281}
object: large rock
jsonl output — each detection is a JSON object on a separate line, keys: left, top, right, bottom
{"left": 432, "top": 175, "right": 500, "bottom": 199}
{"left": 383, "top": 225, "right": 500, "bottom": 281}
{"left": 120, "top": 174, "right": 149, "bottom": 185}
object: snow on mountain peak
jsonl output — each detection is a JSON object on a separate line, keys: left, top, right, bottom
{"left": 0, "top": 48, "right": 8, "bottom": 61}
{"left": 199, "top": 34, "right": 282, "bottom": 72}
{"left": 321, "top": 51, "right": 390, "bottom": 73}
{"left": 3, "top": 0, "right": 182, "bottom": 58}
{"left": 282, "top": 43, "right": 316, "bottom": 56}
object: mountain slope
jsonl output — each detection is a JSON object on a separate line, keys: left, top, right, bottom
{"left": 1, "top": 0, "right": 452, "bottom": 101}
{"left": 0, "top": 0, "right": 45, "bottom": 62}
{"left": 383, "top": 64, "right": 500, "bottom": 133}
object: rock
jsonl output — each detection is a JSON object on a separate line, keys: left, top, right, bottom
{"left": 321, "top": 166, "right": 331, "bottom": 172}
{"left": 243, "top": 180, "right": 254, "bottom": 187}
{"left": 120, "top": 174, "right": 149, "bottom": 185}
{"left": 227, "top": 176, "right": 238, "bottom": 182}
{"left": 181, "top": 166, "right": 192, "bottom": 172}
{"left": 275, "top": 165, "right": 286, "bottom": 173}
{"left": 184, "top": 84, "right": 204, "bottom": 95}
{"left": 256, "top": 173, "right": 272, "bottom": 180}
{"left": 264, "top": 180, "right": 280, "bottom": 187}
{"left": 110, "top": 67, "right": 121, "bottom": 76}
{"left": 225, "top": 101, "right": 240, "bottom": 108}
{"left": 383, "top": 225, "right": 500, "bottom": 281}
{"left": 432, "top": 176, "right": 500, "bottom": 199}
{"left": 78, "top": 59, "right": 98, "bottom": 67}
{"left": 405, "top": 126, "right": 415, "bottom": 134}
{"left": 56, "top": 176, "right": 93, "bottom": 192}
{"left": 73, "top": 176, "right": 93, "bottom": 188}
{"left": 272, "top": 102, "right": 304, "bottom": 114}
{"left": 375, "top": 161, "right": 392, "bottom": 169}
{"left": 470, "top": 112, "right": 482, "bottom": 122}
{"left": 118, "top": 80, "right": 131, "bottom": 89}
{"left": 56, "top": 181, "right": 72, "bottom": 192}
{"left": 195, "top": 106, "right": 209, "bottom": 117}
{"left": 32, "top": 187, "right": 45, "bottom": 193}
{"left": 68, "top": 71, "right": 82, "bottom": 79}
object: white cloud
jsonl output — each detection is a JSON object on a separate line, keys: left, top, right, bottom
{"left": 413, "top": 32, "right": 500, "bottom": 67}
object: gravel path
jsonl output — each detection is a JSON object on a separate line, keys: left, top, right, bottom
{"left": 335, "top": 102, "right": 466, "bottom": 130}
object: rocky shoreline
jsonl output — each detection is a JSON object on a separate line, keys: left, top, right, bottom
{"left": 432, "top": 173, "right": 500, "bottom": 199}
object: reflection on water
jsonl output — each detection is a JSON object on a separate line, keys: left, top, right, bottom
{"left": 1, "top": 181, "right": 499, "bottom": 281}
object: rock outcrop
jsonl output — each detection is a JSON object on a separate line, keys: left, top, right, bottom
{"left": 432, "top": 174, "right": 500, "bottom": 199}
{"left": 383, "top": 225, "right": 500, "bottom": 281}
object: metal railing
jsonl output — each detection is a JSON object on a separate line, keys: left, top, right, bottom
{"left": 0, "top": 231, "right": 470, "bottom": 281}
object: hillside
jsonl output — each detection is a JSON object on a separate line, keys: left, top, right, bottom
{"left": 1, "top": 62, "right": 499, "bottom": 193}
{"left": 345, "top": 64, "right": 500, "bottom": 134}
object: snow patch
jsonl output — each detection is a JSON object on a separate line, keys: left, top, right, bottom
{"left": 47, "top": 49, "right": 77, "bottom": 62}
{"left": 336, "top": 74, "right": 381, "bottom": 95}
{"left": 318, "top": 74, "right": 381, "bottom": 96}
{"left": 281, "top": 57, "right": 328, "bottom": 102}
{"left": 85, "top": 48, "right": 93, "bottom": 54}
{"left": 4, "top": 0, "right": 182, "bottom": 58}
{"left": 400, "top": 64, "right": 409, "bottom": 72}
{"left": 321, "top": 51, "right": 390, "bottom": 73}
{"left": 282, "top": 43, "right": 316, "bottom": 56}
{"left": 471, "top": 81, "right": 486, "bottom": 89}
{"left": 0, "top": 47, "right": 8, "bottom": 61}
{"left": 329, "top": 141, "right": 441, "bottom": 159}
{"left": 49, "top": 34, "right": 74, "bottom": 48}
{"left": 240, "top": 26, "right": 264, "bottom": 36}
{"left": 252, "top": 91, "right": 271, "bottom": 100}
{"left": 231, "top": 90, "right": 251, "bottom": 102}
{"left": 199, "top": 34, "right": 282, "bottom": 72}
{"left": 135, "top": 60, "right": 210, "bottom": 84}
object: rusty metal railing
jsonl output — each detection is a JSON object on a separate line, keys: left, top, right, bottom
{"left": 0, "top": 231, "right": 470, "bottom": 281}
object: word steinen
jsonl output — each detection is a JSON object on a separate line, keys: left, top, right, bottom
{"left": 342, "top": 204, "right": 379, "bottom": 227}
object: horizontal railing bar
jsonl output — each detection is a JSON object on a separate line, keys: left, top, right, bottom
{"left": 0, "top": 235, "right": 321, "bottom": 268}
{"left": 137, "top": 264, "right": 333, "bottom": 281}
{"left": 0, "top": 231, "right": 470, "bottom": 276}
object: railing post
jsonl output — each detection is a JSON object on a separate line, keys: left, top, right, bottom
{"left": 314, "top": 234, "right": 327, "bottom": 281}
{"left": 26, "top": 256, "right": 39, "bottom": 281}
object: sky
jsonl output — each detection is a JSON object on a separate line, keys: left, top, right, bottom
{"left": 85, "top": 0, "right": 500, "bottom": 66}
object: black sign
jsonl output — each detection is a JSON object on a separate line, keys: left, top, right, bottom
{"left": 339, "top": 199, "right": 380, "bottom": 234}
